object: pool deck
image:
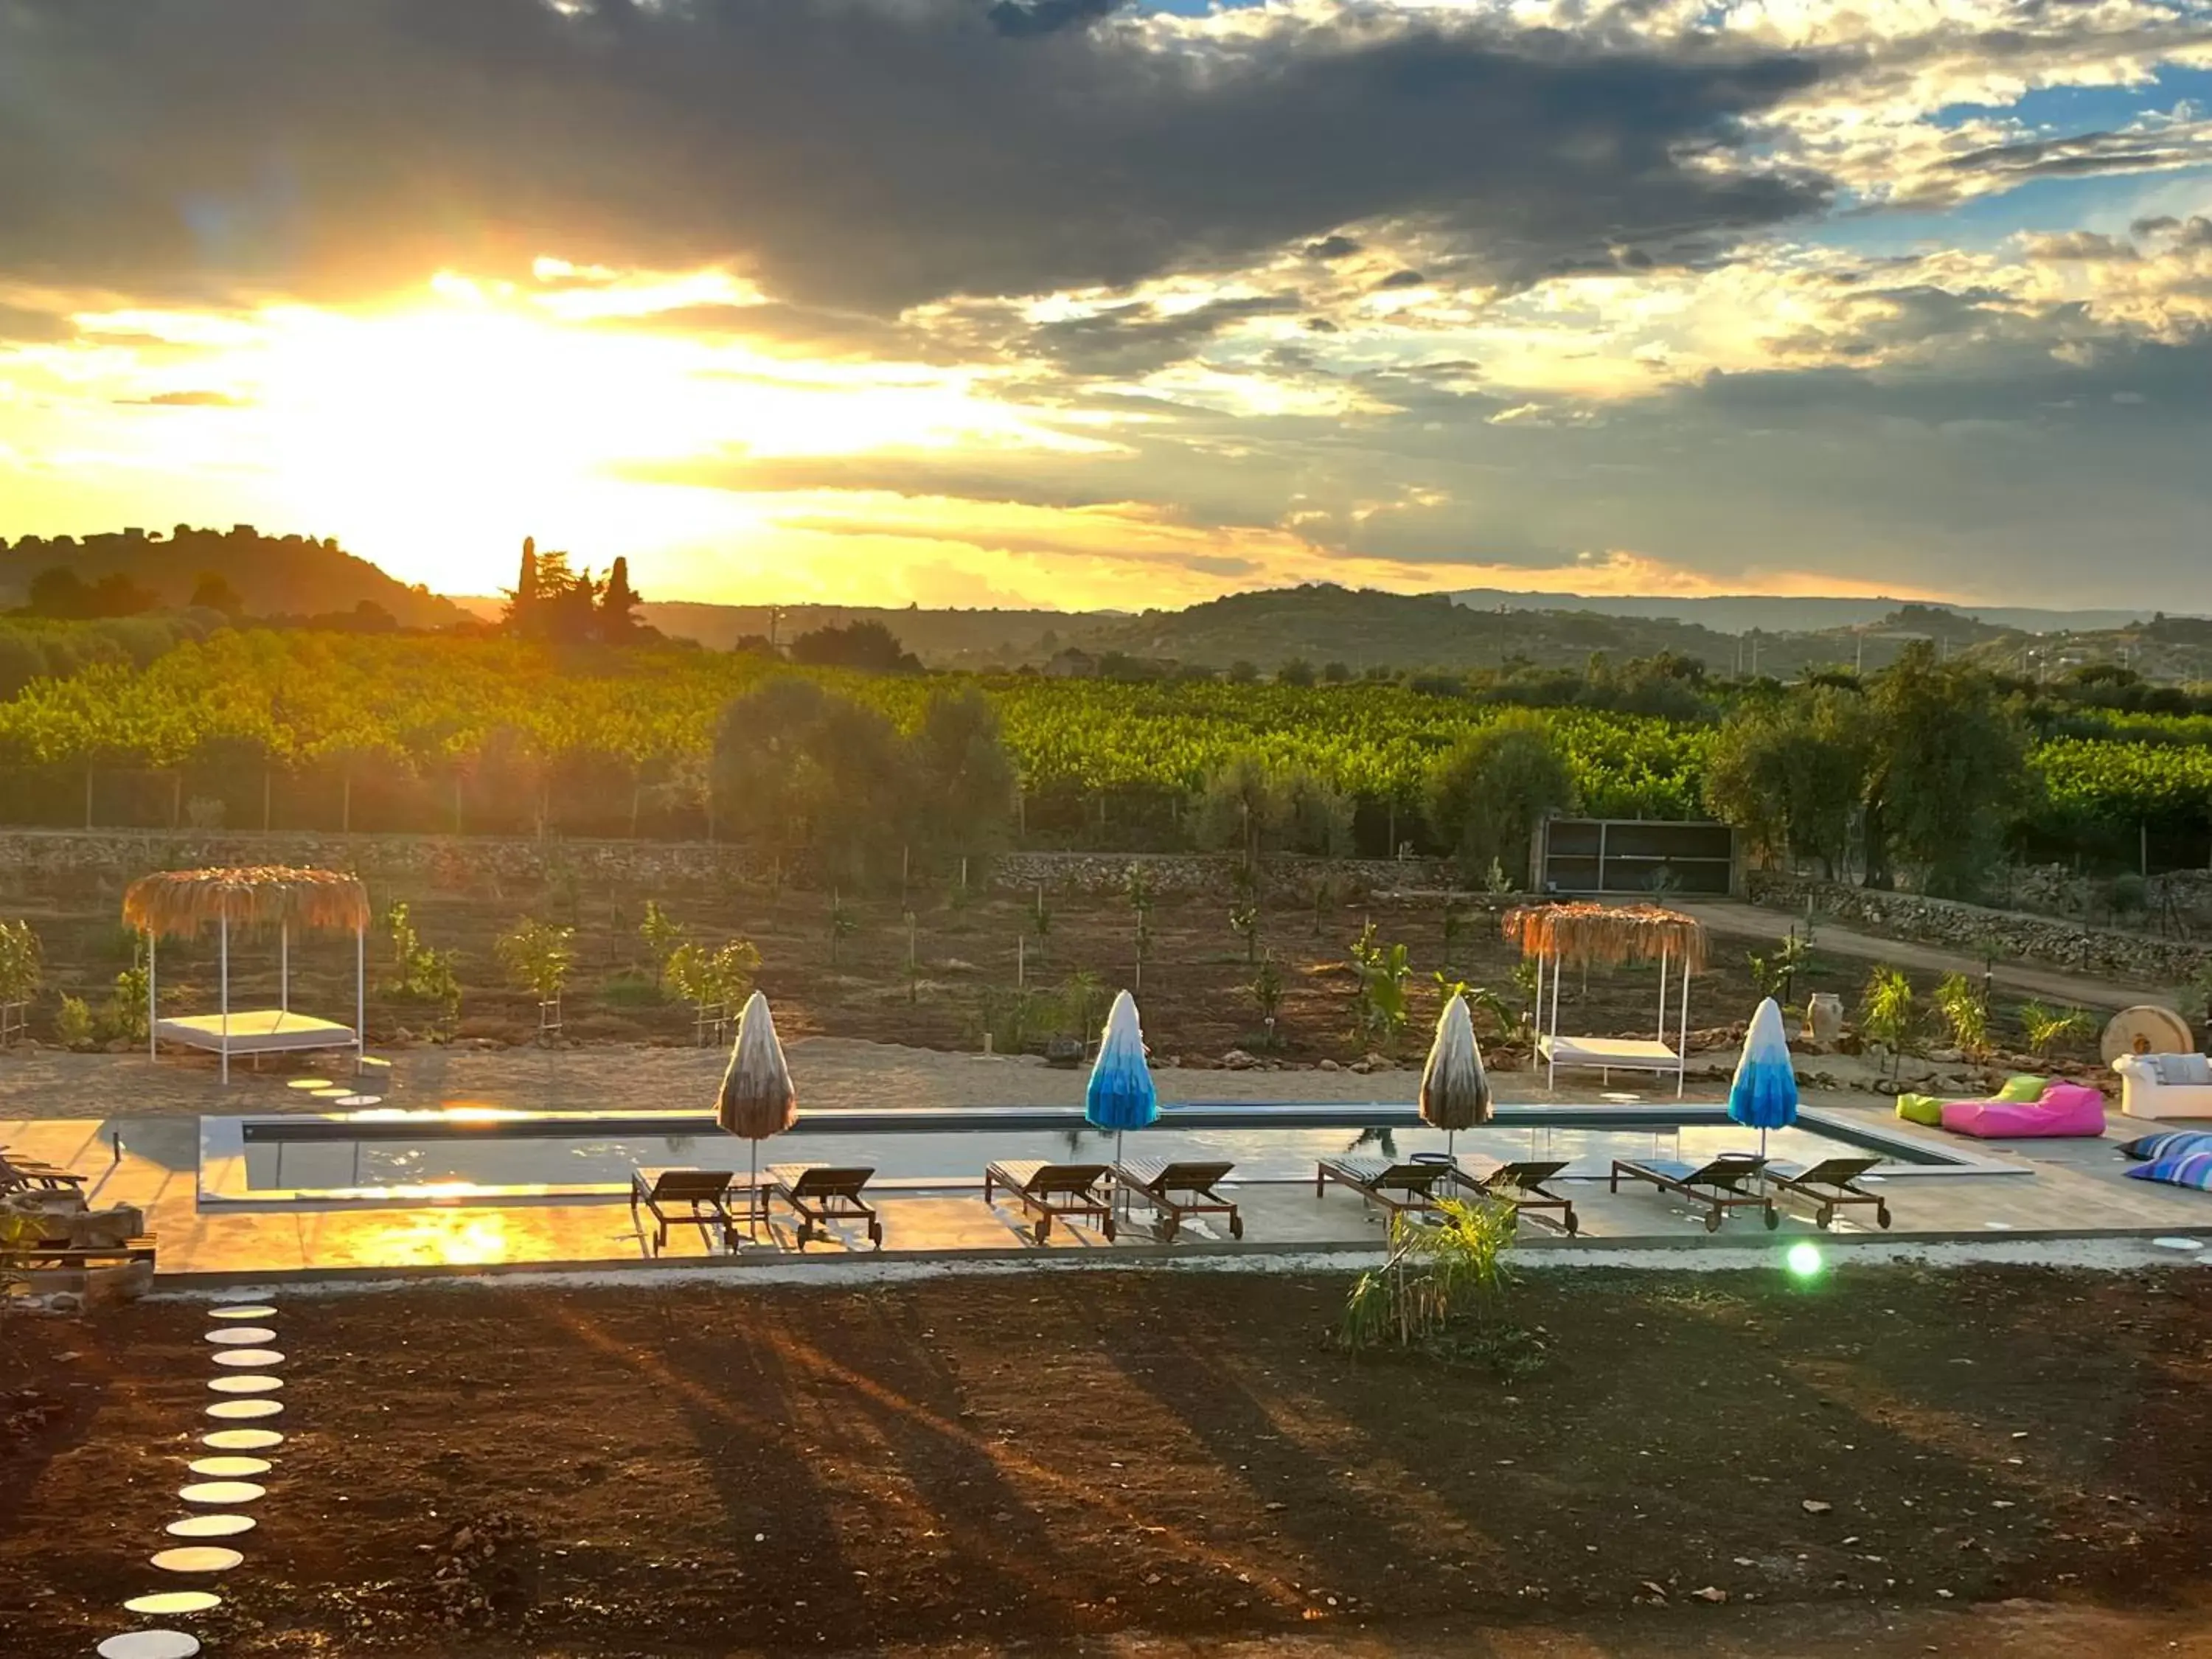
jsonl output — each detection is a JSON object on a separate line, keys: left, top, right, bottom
{"left": 9, "top": 1081, "right": 2210, "bottom": 1286}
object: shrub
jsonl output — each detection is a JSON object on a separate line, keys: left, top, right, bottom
{"left": 2019, "top": 1000, "right": 2096, "bottom": 1060}
{"left": 1933, "top": 972, "right": 1990, "bottom": 1058}
{"left": 1339, "top": 1199, "right": 1517, "bottom": 1354}
{"left": 54, "top": 995, "right": 94, "bottom": 1049}
{"left": 1858, "top": 966, "right": 1921, "bottom": 1077}
{"left": 496, "top": 919, "right": 575, "bottom": 1003}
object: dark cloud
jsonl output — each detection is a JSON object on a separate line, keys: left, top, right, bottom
{"left": 1374, "top": 269, "right": 1427, "bottom": 290}
{"left": 986, "top": 0, "right": 1124, "bottom": 38}
{"left": 1921, "top": 128, "right": 2200, "bottom": 202}
{"left": 2024, "top": 230, "right": 2136, "bottom": 262}
{"left": 599, "top": 299, "right": 976, "bottom": 363}
{"left": 1303, "top": 235, "right": 1363, "bottom": 261}
{"left": 0, "top": 302, "right": 73, "bottom": 343}
{"left": 1024, "top": 293, "right": 1302, "bottom": 373}
{"left": 0, "top": 0, "right": 1830, "bottom": 310}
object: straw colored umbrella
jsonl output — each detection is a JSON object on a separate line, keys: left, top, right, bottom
{"left": 716, "top": 991, "right": 798, "bottom": 1227}
{"left": 1419, "top": 992, "right": 1493, "bottom": 1163}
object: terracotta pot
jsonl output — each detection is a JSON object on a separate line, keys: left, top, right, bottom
{"left": 1804, "top": 992, "right": 1844, "bottom": 1046}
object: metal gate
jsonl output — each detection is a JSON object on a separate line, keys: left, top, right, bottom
{"left": 1535, "top": 818, "right": 1739, "bottom": 897}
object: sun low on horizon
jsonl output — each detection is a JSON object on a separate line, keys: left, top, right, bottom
{"left": 5, "top": 0, "right": 2212, "bottom": 613}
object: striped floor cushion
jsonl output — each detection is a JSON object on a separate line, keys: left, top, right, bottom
{"left": 2125, "top": 1147, "right": 2212, "bottom": 1193}
{"left": 2118, "top": 1131, "right": 2212, "bottom": 1161}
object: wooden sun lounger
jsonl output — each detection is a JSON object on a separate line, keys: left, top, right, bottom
{"left": 629, "top": 1167, "right": 751, "bottom": 1254}
{"left": 1610, "top": 1152, "right": 1775, "bottom": 1233}
{"left": 1, "top": 1235, "right": 158, "bottom": 1271}
{"left": 984, "top": 1160, "right": 1116, "bottom": 1243}
{"left": 768, "top": 1164, "right": 883, "bottom": 1251}
{"left": 0, "top": 1152, "right": 88, "bottom": 1194}
{"left": 1113, "top": 1158, "right": 1242, "bottom": 1242}
{"left": 1764, "top": 1157, "right": 1890, "bottom": 1231}
{"left": 1447, "top": 1158, "right": 1580, "bottom": 1235}
{"left": 1315, "top": 1157, "right": 1449, "bottom": 1220}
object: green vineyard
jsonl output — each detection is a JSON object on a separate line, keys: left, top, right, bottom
{"left": 0, "top": 630, "right": 2204, "bottom": 858}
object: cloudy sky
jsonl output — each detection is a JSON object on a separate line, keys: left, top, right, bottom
{"left": 4, "top": 0, "right": 2212, "bottom": 611}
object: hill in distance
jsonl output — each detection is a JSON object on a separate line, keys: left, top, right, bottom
{"left": 1448, "top": 586, "right": 2185, "bottom": 635}
{"left": 1, "top": 524, "right": 466, "bottom": 628}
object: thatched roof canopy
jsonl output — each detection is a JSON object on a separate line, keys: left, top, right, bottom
{"left": 1501, "top": 902, "right": 1708, "bottom": 973}
{"left": 122, "top": 867, "right": 371, "bottom": 939}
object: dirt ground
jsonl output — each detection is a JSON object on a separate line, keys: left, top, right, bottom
{"left": 3, "top": 1265, "right": 2208, "bottom": 1657}
{"left": 1, "top": 874, "right": 2110, "bottom": 1072}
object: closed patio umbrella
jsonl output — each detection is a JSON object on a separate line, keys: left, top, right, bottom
{"left": 717, "top": 991, "right": 798, "bottom": 1227}
{"left": 1420, "top": 992, "right": 1493, "bottom": 1163}
{"left": 1085, "top": 990, "right": 1158, "bottom": 1169}
{"left": 1729, "top": 996, "right": 1799, "bottom": 1161}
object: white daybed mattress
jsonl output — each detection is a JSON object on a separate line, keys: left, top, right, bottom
{"left": 156, "top": 1010, "right": 357, "bottom": 1055}
{"left": 1538, "top": 1034, "right": 1682, "bottom": 1073}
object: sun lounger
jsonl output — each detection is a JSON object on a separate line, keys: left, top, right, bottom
{"left": 1764, "top": 1157, "right": 1890, "bottom": 1231}
{"left": 984, "top": 1160, "right": 1116, "bottom": 1243}
{"left": 1315, "top": 1157, "right": 1449, "bottom": 1220}
{"left": 629, "top": 1167, "right": 751, "bottom": 1254}
{"left": 1610, "top": 1152, "right": 1775, "bottom": 1232}
{"left": 1446, "top": 1158, "right": 1580, "bottom": 1235}
{"left": 0, "top": 1152, "right": 87, "bottom": 1194}
{"left": 768, "top": 1164, "right": 883, "bottom": 1251}
{"left": 1, "top": 1235, "right": 158, "bottom": 1271}
{"left": 1113, "top": 1157, "right": 1242, "bottom": 1242}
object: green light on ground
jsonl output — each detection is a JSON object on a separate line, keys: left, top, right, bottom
{"left": 1785, "top": 1241, "right": 1824, "bottom": 1280}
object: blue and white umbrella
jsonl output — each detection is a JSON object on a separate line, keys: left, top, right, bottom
{"left": 1086, "top": 990, "right": 1158, "bottom": 1168}
{"left": 1729, "top": 995, "right": 1799, "bottom": 1160}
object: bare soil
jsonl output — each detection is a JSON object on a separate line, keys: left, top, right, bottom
{"left": 2, "top": 1265, "right": 2208, "bottom": 1657}
{"left": 1, "top": 874, "right": 2108, "bottom": 1072}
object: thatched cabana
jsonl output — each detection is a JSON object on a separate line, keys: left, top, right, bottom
{"left": 122, "top": 867, "right": 371, "bottom": 1084}
{"left": 1502, "top": 902, "right": 1708, "bottom": 1096}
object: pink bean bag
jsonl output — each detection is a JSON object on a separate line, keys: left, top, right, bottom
{"left": 1940, "top": 1080, "right": 2107, "bottom": 1138}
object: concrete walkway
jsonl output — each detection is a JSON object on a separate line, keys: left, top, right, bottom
{"left": 1683, "top": 899, "right": 2167, "bottom": 1011}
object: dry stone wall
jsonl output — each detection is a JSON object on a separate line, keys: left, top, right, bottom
{"left": 1748, "top": 869, "right": 2212, "bottom": 987}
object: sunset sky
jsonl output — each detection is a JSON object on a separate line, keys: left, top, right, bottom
{"left": 4, "top": 0, "right": 2212, "bottom": 611}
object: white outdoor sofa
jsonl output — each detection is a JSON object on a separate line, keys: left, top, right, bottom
{"left": 2112, "top": 1051, "right": 2212, "bottom": 1120}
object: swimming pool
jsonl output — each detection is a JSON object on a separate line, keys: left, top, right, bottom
{"left": 197, "top": 1102, "right": 2019, "bottom": 1207}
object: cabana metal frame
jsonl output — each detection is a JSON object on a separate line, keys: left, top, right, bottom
{"left": 122, "top": 867, "right": 370, "bottom": 1085}
{"left": 1502, "top": 902, "right": 1708, "bottom": 1098}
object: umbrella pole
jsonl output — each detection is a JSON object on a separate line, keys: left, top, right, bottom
{"left": 748, "top": 1140, "right": 759, "bottom": 1242}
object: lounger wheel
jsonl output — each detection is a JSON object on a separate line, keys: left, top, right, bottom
{"left": 1562, "top": 1212, "right": 1579, "bottom": 1237}
{"left": 1815, "top": 1204, "right": 1833, "bottom": 1230}
{"left": 869, "top": 1220, "right": 883, "bottom": 1249}
{"left": 796, "top": 1222, "right": 816, "bottom": 1249}
{"left": 1034, "top": 1217, "right": 1051, "bottom": 1245}
{"left": 1762, "top": 1206, "right": 1779, "bottom": 1231}
{"left": 1160, "top": 1216, "right": 1180, "bottom": 1243}
{"left": 1703, "top": 1211, "right": 1722, "bottom": 1234}
{"left": 1228, "top": 1214, "right": 1244, "bottom": 1239}
{"left": 1102, "top": 1216, "right": 1117, "bottom": 1242}
{"left": 1877, "top": 1204, "right": 1893, "bottom": 1231}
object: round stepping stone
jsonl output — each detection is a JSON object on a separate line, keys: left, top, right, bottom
{"left": 2152, "top": 1235, "right": 2204, "bottom": 1252}
{"left": 205, "top": 1399, "right": 282, "bottom": 1422}
{"left": 98, "top": 1634, "right": 201, "bottom": 1659}
{"left": 212, "top": 1349, "right": 284, "bottom": 1368}
{"left": 165, "top": 1514, "right": 256, "bottom": 1539}
{"left": 207, "top": 1376, "right": 282, "bottom": 1396}
{"left": 207, "top": 1305, "right": 276, "bottom": 1321}
{"left": 203, "top": 1429, "right": 283, "bottom": 1451}
{"left": 286, "top": 1077, "right": 332, "bottom": 1090}
{"left": 150, "top": 1547, "right": 243, "bottom": 1573}
{"left": 123, "top": 1592, "right": 221, "bottom": 1616}
{"left": 179, "top": 1481, "right": 264, "bottom": 1506}
{"left": 206, "top": 1327, "right": 276, "bottom": 1345}
{"left": 331, "top": 1094, "right": 381, "bottom": 1107}
{"left": 312, "top": 1086, "right": 353, "bottom": 1098}
{"left": 189, "top": 1456, "right": 271, "bottom": 1478}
